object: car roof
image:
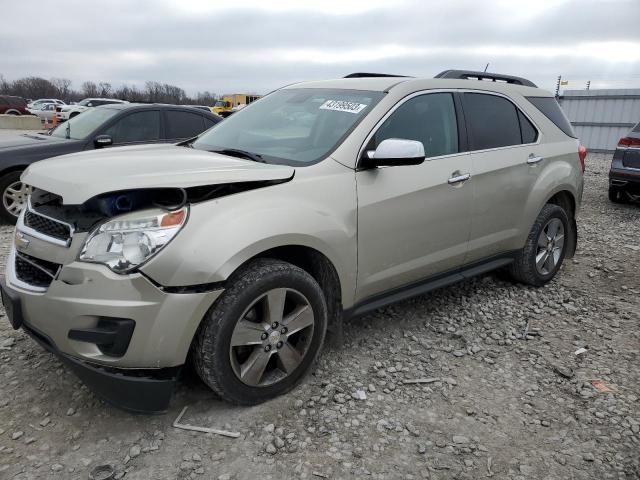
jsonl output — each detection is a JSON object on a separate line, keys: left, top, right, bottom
{"left": 284, "top": 76, "right": 552, "bottom": 97}
{"left": 97, "top": 103, "right": 220, "bottom": 117}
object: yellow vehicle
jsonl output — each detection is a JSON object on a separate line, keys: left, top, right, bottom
{"left": 212, "top": 94, "right": 261, "bottom": 117}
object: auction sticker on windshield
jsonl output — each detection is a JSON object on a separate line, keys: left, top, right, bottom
{"left": 320, "top": 100, "right": 368, "bottom": 114}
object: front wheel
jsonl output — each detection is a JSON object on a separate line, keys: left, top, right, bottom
{"left": 193, "top": 259, "right": 327, "bottom": 405}
{"left": 508, "top": 204, "right": 570, "bottom": 287}
{"left": 0, "top": 171, "right": 29, "bottom": 224}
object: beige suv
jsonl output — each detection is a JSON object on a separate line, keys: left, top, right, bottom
{"left": 1, "top": 70, "right": 585, "bottom": 412}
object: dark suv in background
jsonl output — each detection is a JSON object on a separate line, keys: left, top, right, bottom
{"left": 0, "top": 103, "right": 221, "bottom": 221}
{"left": 609, "top": 121, "right": 640, "bottom": 203}
{"left": 0, "top": 95, "right": 29, "bottom": 115}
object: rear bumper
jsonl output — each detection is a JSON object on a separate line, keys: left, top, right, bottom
{"left": 609, "top": 168, "right": 640, "bottom": 193}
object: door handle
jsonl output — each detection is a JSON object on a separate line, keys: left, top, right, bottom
{"left": 448, "top": 173, "right": 471, "bottom": 185}
{"left": 527, "top": 155, "right": 544, "bottom": 165}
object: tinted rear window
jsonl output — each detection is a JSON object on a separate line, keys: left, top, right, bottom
{"left": 165, "top": 111, "right": 206, "bottom": 139}
{"left": 463, "top": 93, "right": 522, "bottom": 150}
{"left": 526, "top": 97, "right": 576, "bottom": 138}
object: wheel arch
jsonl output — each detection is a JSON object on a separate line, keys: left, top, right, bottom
{"left": 543, "top": 189, "right": 578, "bottom": 258}
{"left": 239, "top": 244, "right": 343, "bottom": 333}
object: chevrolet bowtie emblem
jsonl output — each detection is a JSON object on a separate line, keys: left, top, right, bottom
{"left": 15, "top": 231, "right": 30, "bottom": 251}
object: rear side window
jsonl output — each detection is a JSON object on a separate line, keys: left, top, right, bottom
{"left": 526, "top": 96, "right": 576, "bottom": 138}
{"left": 165, "top": 111, "right": 206, "bottom": 139}
{"left": 370, "top": 92, "right": 459, "bottom": 158}
{"left": 463, "top": 93, "right": 522, "bottom": 150}
{"left": 632, "top": 122, "right": 640, "bottom": 133}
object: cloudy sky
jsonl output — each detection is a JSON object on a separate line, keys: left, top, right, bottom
{"left": 2, "top": 0, "right": 640, "bottom": 95}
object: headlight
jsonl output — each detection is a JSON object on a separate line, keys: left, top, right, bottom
{"left": 79, "top": 207, "right": 187, "bottom": 273}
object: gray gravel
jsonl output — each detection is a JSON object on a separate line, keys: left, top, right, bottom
{"left": 0, "top": 153, "right": 638, "bottom": 479}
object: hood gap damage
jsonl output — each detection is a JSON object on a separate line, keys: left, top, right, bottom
{"left": 28, "top": 176, "right": 293, "bottom": 233}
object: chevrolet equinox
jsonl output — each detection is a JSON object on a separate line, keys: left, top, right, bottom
{"left": 1, "top": 70, "right": 585, "bottom": 412}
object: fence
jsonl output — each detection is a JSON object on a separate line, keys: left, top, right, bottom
{"left": 558, "top": 89, "right": 640, "bottom": 153}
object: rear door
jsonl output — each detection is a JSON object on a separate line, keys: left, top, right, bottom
{"left": 461, "top": 92, "right": 541, "bottom": 263}
{"left": 356, "top": 91, "right": 473, "bottom": 301}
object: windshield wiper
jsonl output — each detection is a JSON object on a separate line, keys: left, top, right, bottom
{"left": 212, "top": 148, "right": 266, "bottom": 163}
{"left": 65, "top": 121, "right": 71, "bottom": 140}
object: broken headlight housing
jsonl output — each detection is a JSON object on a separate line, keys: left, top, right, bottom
{"left": 79, "top": 207, "right": 188, "bottom": 273}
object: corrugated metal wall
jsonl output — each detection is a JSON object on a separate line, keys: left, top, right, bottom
{"left": 558, "top": 89, "right": 640, "bottom": 152}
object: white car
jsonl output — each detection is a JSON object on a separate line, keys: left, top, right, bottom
{"left": 26, "top": 102, "right": 57, "bottom": 122}
{"left": 27, "top": 98, "right": 66, "bottom": 109}
{"left": 56, "top": 98, "right": 128, "bottom": 121}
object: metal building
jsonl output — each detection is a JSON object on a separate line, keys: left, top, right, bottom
{"left": 558, "top": 89, "right": 640, "bottom": 153}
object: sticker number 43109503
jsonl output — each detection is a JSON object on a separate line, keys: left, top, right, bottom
{"left": 319, "top": 100, "right": 368, "bottom": 114}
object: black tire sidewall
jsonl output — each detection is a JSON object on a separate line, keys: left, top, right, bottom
{"left": 0, "top": 171, "right": 24, "bottom": 224}
{"left": 196, "top": 260, "right": 327, "bottom": 404}
{"left": 526, "top": 205, "right": 570, "bottom": 284}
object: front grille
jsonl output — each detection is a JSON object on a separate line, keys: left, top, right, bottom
{"left": 24, "top": 210, "right": 71, "bottom": 242}
{"left": 15, "top": 252, "right": 61, "bottom": 289}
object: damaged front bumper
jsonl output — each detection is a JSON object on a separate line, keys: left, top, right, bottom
{"left": 1, "top": 251, "right": 222, "bottom": 413}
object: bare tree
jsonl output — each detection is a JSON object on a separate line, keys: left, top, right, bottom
{"left": 81, "top": 81, "right": 98, "bottom": 98}
{"left": 98, "top": 82, "right": 112, "bottom": 97}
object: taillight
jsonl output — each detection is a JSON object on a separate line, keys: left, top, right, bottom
{"left": 578, "top": 145, "right": 587, "bottom": 173}
{"left": 618, "top": 136, "right": 640, "bottom": 147}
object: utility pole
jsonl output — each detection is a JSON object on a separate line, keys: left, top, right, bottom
{"left": 586, "top": 81, "right": 591, "bottom": 90}
{"left": 555, "top": 75, "right": 562, "bottom": 98}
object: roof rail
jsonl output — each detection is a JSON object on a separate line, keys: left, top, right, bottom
{"left": 344, "top": 72, "right": 410, "bottom": 78}
{"left": 434, "top": 70, "right": 537, "bottom": 88}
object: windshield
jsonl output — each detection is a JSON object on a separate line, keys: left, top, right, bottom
{"left": 77, "top": 99, "right": 93, "bottom": 106}
{"left": 50, "top": 107, "right": 119, "bottom": 140}
{"left": 193, "top": 88, "right": 384, "bottom": 164}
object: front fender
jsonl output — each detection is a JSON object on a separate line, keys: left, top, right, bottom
{"left": 141, "top": 161, "right": 357, "bottom": 306}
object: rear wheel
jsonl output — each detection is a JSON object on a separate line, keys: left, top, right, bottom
{"left": 608, "top": 186, "right": 627, "bottom": 204}
{"left": 508, "top": 204, "right": 569, "bottom": 287}
{"left": 0, "top": 171, "right": 29, "bottom": 224}
{"left": 193, "top": 259, "right": 327, "bottom": 405}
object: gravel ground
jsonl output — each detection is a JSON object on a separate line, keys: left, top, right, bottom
{"left": 0, "top": 153, "right": 638, "bottom": 480}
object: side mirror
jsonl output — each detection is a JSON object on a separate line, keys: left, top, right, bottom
{"left": 362, "top": 138, "right": 426, "bottom": 168}
{"left": 94, "top": 135, "right": 113, "bottom": 148}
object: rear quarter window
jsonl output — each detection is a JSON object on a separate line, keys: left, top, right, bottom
{"left": 526, "top": 96, "right": 576, "bottom": 138}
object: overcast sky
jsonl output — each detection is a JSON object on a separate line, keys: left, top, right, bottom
{"left": 2, "top": 0, "right": 639, "bottom": 96}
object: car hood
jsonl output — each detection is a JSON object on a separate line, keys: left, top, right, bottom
{"left": 22, "top": 144, "right": 296, "bottom": 204}
{"left": 0, "top": 133, "right": 62, "bottom": 150}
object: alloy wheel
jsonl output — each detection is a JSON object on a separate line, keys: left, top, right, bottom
{"left": 229, "top": 288, "right": 315, "bottom": 387}
{"left": 2, "top": 181, "right": 31, "bottom": 218}
{"left": 535, "top": 218, "right": 565, "bottom": 275}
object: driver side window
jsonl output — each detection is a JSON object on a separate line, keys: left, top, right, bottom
{"left": 370, "top": 93, "right": 459, "bottom": 158}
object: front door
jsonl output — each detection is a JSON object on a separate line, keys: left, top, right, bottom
{"left": 356, "top": 92, "right": 473, "bottom": 302}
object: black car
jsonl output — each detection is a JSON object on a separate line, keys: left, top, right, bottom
{"left": 0, "top": 103, "right": 221, "bottom": 222}
{"left": 609, "top": 121, "right": 640, "bottom": 204}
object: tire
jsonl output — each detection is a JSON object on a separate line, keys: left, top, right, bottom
{"left": 0, "top": 171, "right": 28, "bottom": 224}
{"left": 508, "top": 204, "right": 570, "bottom": 287}
{"left": 193, "top": 258, "right": 328, "bottom": 405}
{"left": 608, "top": 186, "right": 627, "bottom": 204}
{"left": 69, "top": 112, "right": 79, "bottom": 119}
